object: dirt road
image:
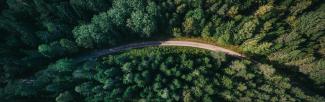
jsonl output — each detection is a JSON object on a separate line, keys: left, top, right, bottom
{"left": 76, "top": 41, "right": 245, "bottom": 62}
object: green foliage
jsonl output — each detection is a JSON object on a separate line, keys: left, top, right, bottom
{"left": 183, "top": 8, "right": 205, "bottom": 36}
{"left": 241, "top": 38, "right": 273, "bottom": 55}
{"left": 71, "top": 47, "right": 323, "bottom": 101}
{"left": 72, "top": 24, "right": 97, "bottom": 48}
{"left": 289, "top": 0, "right": 313, "bottom": 16}
{"left": 38, "top": 39, "right": 78, "bottom": 57}
{"left": 70, "top": 0, "right": 111, "bottom": 20}
{"left": 201, "top": 23, "right": 213, "bottom": 38}
{"left": 127, "top": 10, "right": 156, "bottom": 37}
{"left": 0, "top": 0, "right": 324, "bottom": 101}
{"left": 38, "top": 44, "right": 56, "bottom": 57}
{"left": 235, "top": 19, "right": 260, "bottom": 44}
{"left": 55, "top": 91, "right": 74, "bottom": 102}
{"left": 309, "top": 60, "right": 325, "bottom": 84}
{"left": 59, "top": 39, "right": 78, "bottom": 53}
{"left": 295, "top": 7, "right": 324, "bottom": 39}
{"left": 75, "top": 82, "right": 95, "bottom": 96}
{"left": 49, "top": 59, "right": 75, "bottom": 73}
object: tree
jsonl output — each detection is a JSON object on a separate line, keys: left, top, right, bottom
{"left": 235, "top": 19, "right": 259, "bottom": 44}
{"left": 237, "top": 83, "right": 247, "bottom": 92}
{"left": 182, "top": 90, "right": 193, "bottom": 102}
{"left": 289, "top": 0, "right": 312, "bottom": 16}
{"left": 108, "top": 0, "right": 133, "bottom": 26}
{"left": 217, "top": 4, "right": 228, "bottom": 16}
{"left": 59, "top": 39, "right": 78, "bottom": 53}
{"left": 201, "top": 23, "right": 213, "bottom": 38}
{"left": 49, "top": 58, "right": 75, "bottom": 73}
{"left": 257, "top": 64, "right": 275, "bottom": 79}
{"left": 38, "top": 41, "right": 73, "bottom": 57}
{"left": 72, "top": 24, "right": 95, "bottom": 48}
{"left": 215, "top": 21, "right": 236, "bottom": 44}
{"left": 56, "top": 91, "right": 74, "bottom": 102}
{"left": 146, "top": 1, "right": 159, "bottom": 17}
{"left": 254, "top": 3, "right": 273, "bottom": 17}
{"left": 172, "top": 27, "right": 182, "bottom": 37}
{"left": 141, "top": 70, "right": 151, "bottom": 82}
{"left": 70, "top": 0, "right": 111, "bottom": 19}
{"left": 203, "top": 95, "right": 213, "bottom": 102}
{"left": 134, "top": 74, "right": 145, "bottom": 87}
{"left": 221, "top": 76, "right": 233, "bottom": 89}
{"left": 121, "top": 63, "right": 132, "bottom": 73}
{"left": 295, "top": 8, "right": 324, "bottom": 39}
{"left": 38, "top": 44, "right": 56, "bottom": 57}
{"left": 204, "top": 85, "right": 215, "bottom": 95}
{"left": 123, "top": 86, "right": 135, "bottom": 98}
{"left": 227, "top": 6, "right": 239, "bottom": 17}
{"left": 318, "top": 36, "right": 325, "bottom": 57}
{"left": 91, "top": 12, "right": 113, "bottom": 33}
{"left": 241, "top": 39, "right": 272, "bottom": 55}
{"left": 73, "top": 23, "right": 116, "bottom": 48}
{"left": 309, "top": 60, "right": 325, "bottom": 84}
{"left": 183, "top": 8, "right": 205, "bottom": 36}
{"left": 221, "top": 90, "right": 233, "bottom": 101}
{"left": 123, "top": 73, "right": 133, "bottom": 84}
{"left": 127, "top": 10, "right": 156, "bottom": 37}
{"left": 75, "top": 82, "right": 95, "bottom": 96}
{"left": 172, "top": 79, "right": 181, "bottom": 89}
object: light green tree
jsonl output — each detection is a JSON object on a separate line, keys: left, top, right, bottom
{"left": 56, "top": 91, "right": 74, "bottom": 102}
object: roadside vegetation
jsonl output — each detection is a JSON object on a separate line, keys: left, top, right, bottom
{"left": 1, "top": 47, "right": 324, "bottom": 101}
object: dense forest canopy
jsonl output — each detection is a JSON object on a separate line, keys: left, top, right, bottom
{"left": 0, "top": 0, "right": 324, "bottom": 101}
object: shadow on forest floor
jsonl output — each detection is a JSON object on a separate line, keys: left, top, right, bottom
{"left": 250, "top": 54, "right": 324, "bottom": 97}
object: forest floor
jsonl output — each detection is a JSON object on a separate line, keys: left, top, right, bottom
{"left": 75, "top": 40, "right": 246, "bottom": 62}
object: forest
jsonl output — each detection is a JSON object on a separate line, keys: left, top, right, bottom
{"left": 0, "top": 0, "right": 324, "bottom": 101}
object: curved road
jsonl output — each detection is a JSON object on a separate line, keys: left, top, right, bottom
{"left": 76, "top": 41, "right": 245, "bottom": 62}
